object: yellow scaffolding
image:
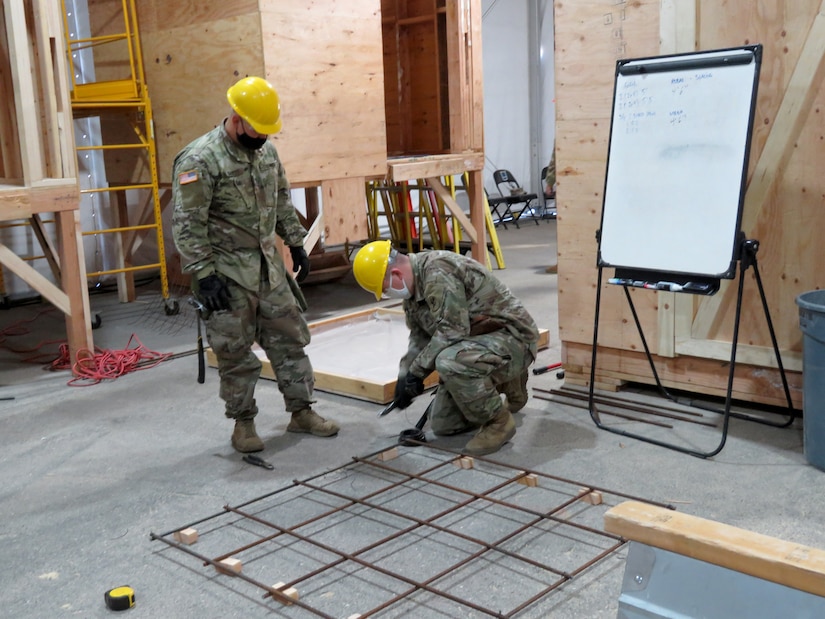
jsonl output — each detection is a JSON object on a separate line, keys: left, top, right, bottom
{"left": 365, "top": 175, "right": 505, "bottom": 269}
{"left": 61, "top": 0, "right": 171, "bottom": 306}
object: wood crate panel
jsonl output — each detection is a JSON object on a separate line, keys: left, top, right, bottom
{"left": 555, "top": 0, "right": 825, "bottom": 407}
{"left": 554, "top": 0, "right": 660, "bottom": 122}
{"left": 135, "top": 0, "right": 258, "bottom": 33}
{"left": 563, "top": 341, "right": 803, "bottom": 409}
{"left": 259, "top": 1, "right": 387, "bottom": 183}
{"left": 140, "top": 14, "right": 265, "bottom": 184}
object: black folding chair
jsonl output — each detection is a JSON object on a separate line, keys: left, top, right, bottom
{"left": 492, "top": 169, "right": 539, "bottom": 227}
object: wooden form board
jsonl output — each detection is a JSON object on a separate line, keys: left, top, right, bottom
{"left": 207, "top": 306, "right": 550, "bottom": 403}
{"left": 554, "top": 0, "right": 825, "bottom": 408}
{"left": 605, "top": 500, "right": 825, "bottom": 598}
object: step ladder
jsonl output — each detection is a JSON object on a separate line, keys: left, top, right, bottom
{"left": 61, "top": 0, "right": 173, "bottom": 311}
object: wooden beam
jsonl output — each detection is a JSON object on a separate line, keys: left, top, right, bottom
{"left": 605, "top": 500, "right": 825, "bottom": 598}
{"left": 425, "top": 176, "right": 477, "bottom": 243}
{"left": 4, "top": 0, "right": 43, "bottom": 183}
{"left": 29, "top": 214, "right": 61, "bottom": 279}
{"left": 465, "top": 169, "right": 487, "bottom": 264}
{"left": 55, "top": 209, "right": 94, "bottom": 360}
{"left": 0, "top": 243, "right": 70, "bottom": 313}
{"left": 0, "top": 181, "right": 81, "bottom": 218}
{"left": 388, "top": 153, "right": 484, "bottom": 182}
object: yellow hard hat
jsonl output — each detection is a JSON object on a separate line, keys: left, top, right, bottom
{"left": 353, "top": 240, "right": 392, "bottom": 301}
{"left": 226, "top": 77, "right": 282, "bottom": 134}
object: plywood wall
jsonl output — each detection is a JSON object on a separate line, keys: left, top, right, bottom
{"left": 136, "top": 0, "right": 387, "bottom": 189}
{"left": 555, "top": 0, "right": 825, "bottom": 408}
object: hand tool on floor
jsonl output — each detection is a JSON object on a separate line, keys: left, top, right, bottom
{"left": 243, "top": 454, "right": 274, "bottom": 470}
{"left": 398, "top": 393, "right": 436, "bottom": 446}
{"left": 532, "top": 361, "right": 562, "bottom": 375}
{"left": 187, "top": 297, "right": 206, "bottom": 384}
{"left": 104, "top": 585, "right": 135, "bottom": 611}
{"left": 378, "top": 399, "right": 399, "bottom": 417}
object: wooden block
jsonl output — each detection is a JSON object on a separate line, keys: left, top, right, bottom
{"left": 173, "top": 527, "right": 198, "bottom": 545}
{"left": 580, "top": 488, "right": 603, "bottom": 505}
{"left": 453, "top": 456, "right": 474, "bottom": 469}
{"left": 518, "top": 473, "right": 539, "bottom": 487}
{"left": 216, "top": 558, "right": 242, "bottom": 575}
{"left": 271, "top": 582, "right": 299, "bottom": 605}
{"left": 604, "top": 500, "right": 825, "bottom": 597}
{"left": 377, "top": 447, "right": 399, "bottom": 461}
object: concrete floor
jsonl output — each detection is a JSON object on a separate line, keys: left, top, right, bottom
{"left": 1, "top": 220, "right": 823, "bottom": 618}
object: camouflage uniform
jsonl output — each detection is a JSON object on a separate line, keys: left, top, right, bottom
{"left": 171, "top": 121, "right": 313, "bottom": 422}
{"left": 398, "top": 251, "right": 539, "bottom": 434}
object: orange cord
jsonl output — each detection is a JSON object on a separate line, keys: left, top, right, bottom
{"left": 51, "top": 334, "right": 173, "bottom": 386}
{"left": 2, "top": 312, "right": 172, "bottom": 386}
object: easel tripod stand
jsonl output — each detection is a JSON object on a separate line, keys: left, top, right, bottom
{"left": 587, "top": 237, "right": 796, "bottom": 458}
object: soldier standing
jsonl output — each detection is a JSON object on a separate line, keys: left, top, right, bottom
{"left": 172, "top": 76, "right": 339, "bottom": 453}
{"left": 352, "top": 241, "right": 539, "bottom": 456}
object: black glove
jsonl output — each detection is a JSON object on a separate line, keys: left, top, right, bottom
{"left": 197, "top": 274, "right": 231, "bottom": 312}
{"left": 290, "top": 246, "right": 311, "bottom": 283}
{"left": 394, "top": 373, "right": 425, "bottom": 410}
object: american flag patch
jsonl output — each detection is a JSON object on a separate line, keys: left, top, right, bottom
{"left": 178, "top": 169, "right": 198, "bottom": 185}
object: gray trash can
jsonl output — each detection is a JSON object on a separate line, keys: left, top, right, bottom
{"left": 796, "top": 290, "right": 825, "bottom": 471}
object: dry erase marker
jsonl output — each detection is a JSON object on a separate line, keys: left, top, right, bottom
{"left": 682, "top": 282, "right": 712, "bottom": 293}
{"left": 608, "top": 278, "right": 632, "bottom": 285}
{"left": 655, "top": 282, "right": 684, "bottom": 292}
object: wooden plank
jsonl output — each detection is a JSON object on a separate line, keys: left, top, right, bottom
{"left": 466, "top": 169, "right": 489, "bottom": 266}
{"left": 388, "top": 153, "right": 485, "bottom": 182}
{"left": 29, "top": 214, "right": 61, "bottom": 279}
{"left": 55, "top": 209, "right": 94, "bottom": 360}
{"left": 4, "top": 0, "right": 43, "bottom": 183}
{"left": 0, "top": 182, "right": 80, "bottom": 218}
{"left": 425, "top": 176, "right": 477, "bottom": 243}
{"left": 0, "top": 4, "right": 20, "bottom": 178}
{"left": 320, "top": 177, "right": 369, "bottom": 246}
{"left": 0, "top": 243, "right": 70, "bottom": 313}
{"left": 32, "top": 0, "right": 62, "bottom": 179}
{"left": 604, "top": 500, "right": 825, "bottom": 597}
{"left": 563, "top": 340, "right": 803, "bottom": 409}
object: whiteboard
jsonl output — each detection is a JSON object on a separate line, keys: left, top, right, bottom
{"left": 598, "top": 46, "right": 762, "bottom": 279}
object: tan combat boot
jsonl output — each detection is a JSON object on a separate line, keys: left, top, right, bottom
{"left": 499, "top": 367, "right": 529, "bottom": 413}
{"left": 462, "top": 406, "right": 516, "bottom": 456}
{"left": 287, "top": 409, "right": 340, "bottom": 437}
{"left": 232, "top": 419, "right": 264, "bottom": 453}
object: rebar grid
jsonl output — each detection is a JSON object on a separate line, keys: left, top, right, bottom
{"left": 151, "top": 444, "right": 671, "bottom": 618}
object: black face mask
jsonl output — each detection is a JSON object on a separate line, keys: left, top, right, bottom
{"left": 237, "top": 127, "right": 268, "bottom": 151}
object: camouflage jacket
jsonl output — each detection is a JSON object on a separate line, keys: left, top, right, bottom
{"left": 171, "top": 120, "right": 306, "bottom": 291}
{"left": 401, "top": 251, "right": 539, "bottom": 378}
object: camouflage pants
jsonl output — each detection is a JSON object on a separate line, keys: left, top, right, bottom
{"left": 203, "top": 274, "right": 314, "bottom": 421}
{"left": 428, "top": 332, "right": 532, "bottom": 435}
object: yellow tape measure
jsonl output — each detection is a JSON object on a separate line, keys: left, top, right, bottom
{"left": 104, "top": 586, "right": 135, "bottom": 611}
